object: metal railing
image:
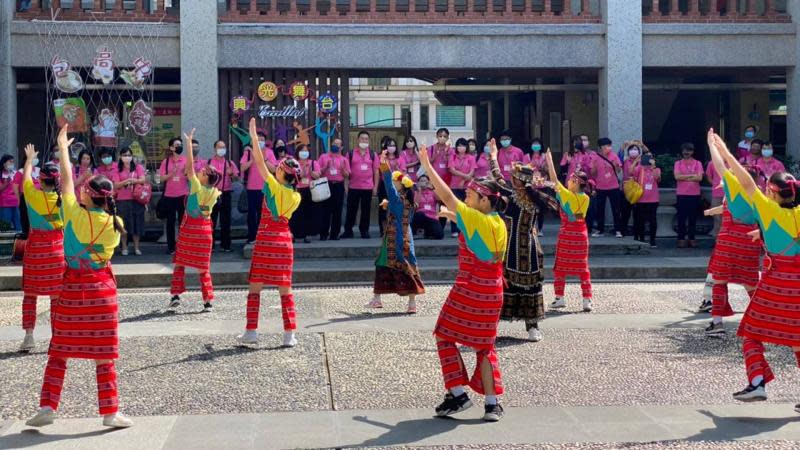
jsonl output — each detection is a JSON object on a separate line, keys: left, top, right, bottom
{"left": 642, "top": 0, "right": 791, "bottom": 22}
{"left": 15, "top": 0, "right": 179, "bottom": 22}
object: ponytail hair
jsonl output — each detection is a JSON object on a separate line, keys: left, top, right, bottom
{"left": 470, "top": 177, "right": 508, "bottom": 213}
{"left": 87, "top": 175, "right": 126, "bottom": 234}
{"left": 204, "top": 164, "right": 222, "bottom": 188}
{"left": 40, "top": 162, "right": 62, "bottom": 208}
{"left": 767, "top": 171, "right": 800, "bottom": 209}
{"left": 572, "top": 170, "right": 596, "bottom": 196}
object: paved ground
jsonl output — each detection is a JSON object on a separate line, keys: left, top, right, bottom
{"left": 1, "top": 283, "right": 799, "bottom": 449}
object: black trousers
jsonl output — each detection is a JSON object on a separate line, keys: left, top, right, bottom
{"left": 633, "top": 202, "right": 658, "bottom": 246}
{"left": 211, "top": 191, "right": 232, "bottom": 250}
{"left": 319, "top": 182, "right": 345, "bottom": 240}
{"left": 163, "top": 195, "right": 186, "bottom": 252}
{"left": 676, "top": 194, "right": 700, "bottom": 240}
{"left": 451, "top": 189, "right": 466, "bottom": 234}
{"left": 585, "top": 195, "right": 597, "bottom": 233}
{"left": 344, "top": 188, "right": 373, "bottom": 236}
{"left": 378, "top": 180, "right": 388, "bottom": 236}
{"left": 289, "top": 188, "right": 315, "bottom": 239}
{"left": 594, "top": 188, "right": 623, "bottom": 234}
{"left": 246, "top": 189, "right": 264, "bottom": 243}
{"left": 620, "top": 200, "right": 633, "bottom": 236}
{"left": 412, "top": 212, "right": 444, "bottom": 239}
{"left": 18, "top": 194, "right": 29, "bottom": 239}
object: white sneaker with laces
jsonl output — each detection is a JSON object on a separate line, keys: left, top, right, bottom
{"left": 365, "top": 298, "right": 383, "bottom": 309}
{"left": 528, "top": 328, "right": 543, "bottom": 342}
{"left": 551, "top": 297, "right": 566, "bottom": 308}
{"left": 451, "top": 232, "right": 459, "bottom": 238}
{"left": 238, "top": 330, "right": 258, "bottom": 344}
{"left": 19, "top": 332, "right": 35, "bottom": 352}
{"left": 582, "top": 298, "right": 593, "bottom": 312}
{"left": 25, "top": 408, "right": 56, "bottom": 427}
{"left": 103, "top": 412, "right": 134, "bottom": 428}
{"left": 283, "top": 332, "right": 298, "bottom": 347}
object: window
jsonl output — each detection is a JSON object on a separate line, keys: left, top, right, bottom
{"left": 367, "top": 78, "right": 390, "bottom": 86}
{"left": 364, "top": 105, "right": 395, "bottom": 127}
{"left": 400, "top": 104, "right": 411, "bottom": 128}
{"left": 436, "top": 105, "right": 466, "bottom": 128}
{"left": 349, "top": 105, "right": 358, "bottom": 127}
{"left": 420, "top": 105, "right": 430, "bottom": 131}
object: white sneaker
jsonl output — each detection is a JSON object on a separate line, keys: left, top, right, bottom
{"left": 168, "top": 296, "right": 180, "bottom": 310}
{"left": 528, "top": 328, "right": 543, "bottom": 342}
{"left": 591, "top": 231, "right": 602, "bottom": 237}
{"left": 364, "top": 298, "right": 383, "bottom": 309}
{"left": 615, "top": 231, "right": 623, "bottom": 238}
{"left": 121, "top": 249, "right": 129, "bottom": 256}
{"left": 451, "top": 232, "right": 459, "bottom": 238}
{"left": 134, "top": 249, "right": 142, "bottom": 256}
{"left": 19, "top": 332, "right": 35, "bottom": 352}
{"left": 238, "top": 330, "right": 258, "bottom": 344}
{"left": 550, "top": 297, "right": 566, "bottom": 309}
{"left": 407, "top": 298, "right": 417, "bottom": 314}
{"left": 103, "top": 412, "right": 134, "bottom": 428}
{"left": 538, "top": 230, "right": 544, "bottom": 237}
{"left": 283, "top": 332, "right": 297, "bottom": 347}
{"left": 25, "top": 408, "right": 56, "bottom": 427}
{"left": 582, "top": 298, "right": 593, "bottom": 312}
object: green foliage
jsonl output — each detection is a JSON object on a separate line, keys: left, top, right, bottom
{"left": 777, "top": 154, "right": 800, "bottom": 177}
{"left": 0, "top": 220, "right": 12, "bottom": 233}
{"left": 655, "top": 154, "right": 679, "bottom": 188}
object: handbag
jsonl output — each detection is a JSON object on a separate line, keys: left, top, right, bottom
{"left": 310, "top": 177, "right": 331, "bottom": 202}
{"left": 133, "top": 183, "right": 152, "bottom": 206}
{"left": 623, "top": 167, "right": 645, "bottom": 205}
{"left": 237, "top": 189, "right": 249, "bottom": 214}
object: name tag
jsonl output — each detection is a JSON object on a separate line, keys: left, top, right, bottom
{"left": 172, "top": 176, "right": 179, "bottom": 182}
{"left": 504, "top": 165, "right": 511, "bottom": 172}
{"left": 424, "top": 205, "right": 432, "bottom": 211}
{"left": 330, "top": 169, "right": 338, "bottom": 175}
{"left": 645, "top": 183, "right": 653, "bottom": 191}
{"left": 302, "top": 178, "right": 310, "bottom": 184}
{"left": 360, "top": 164, "right": 368, "bottom": 171}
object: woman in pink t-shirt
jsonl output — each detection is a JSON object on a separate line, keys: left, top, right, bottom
{"left": 377, "top": 137, "right": 406, "bottom": 237}
{"left": 410, "top": 174, "right": 444, "bottom": 240}
{"left": 315, "top": 138, "right": 350, "bottom": 240}
{"left": 74, "top": 150, "right": 97, "bottom": 197}
{"left": 474, "top": 143, "right": 491, "bottom": 178}
{"left": 673, "top": 142, "right": 704, "bottom": 248}
{"left": 289, "top": 144, "right": 318, "bottom": 243}
{"left": 0, "top": 154, "right": 21, "bottom": 232}
{"left": 632, "top": 155, "right": 661, "bottom": 248}
{"left": 159, "top": 137, "right": 189, "bottom": 254}
{"left": 447, "top": 138, "right": 477, "bottom": 237}
{"left": 430, "top": 128, "right": 452, "bottom": 185}
{"left": 399, "top": 136, "right": 421, "bottom": 181}
{"left": 113, "top": 147, "right": 147, "bottom": 255}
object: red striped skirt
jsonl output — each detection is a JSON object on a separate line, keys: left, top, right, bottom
{"left": 554, "top": 214, "right": 589, "bottom": 276}
{"left": 174, "top": 215, "right": 213, "bottom": 271}
{"left": 49, "top": 267, "right": 119, "bottom": 360}
{"left": 737, "top": 254, "right": 800, "bottom": 347}
{"left": 434, "top": 237, "right": 504, "bottom": 350}
{"left": 708, "top": 211, "right": 761, "bottom": 287}
{"left": 22, "top": 228, "right": 65, "bottom": 296}
{"left": 249, "top": 211, "right": 294, "bottom": 287}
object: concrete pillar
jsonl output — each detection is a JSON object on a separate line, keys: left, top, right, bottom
{"left": 599, "top": 0, "right": 642, "bottom": 145}
{"left": 0, "top": 1, "right": 17, "bottom": 157}
{"left": 787, "top": 2, "right": 800, "bottom": 160}
{"left": 180, "top": 2, "right": 218, "bottom": 158}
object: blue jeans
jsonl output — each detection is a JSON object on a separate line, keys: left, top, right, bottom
{"left": 1, "top": 206, "right": 21, "bottom": 232}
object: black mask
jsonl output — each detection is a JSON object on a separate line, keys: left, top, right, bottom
{"left": 174, "top": 146, "right": 184, "bottom": 155}
{"left": 275, "top": 145, "right": 286, "bottom": 154}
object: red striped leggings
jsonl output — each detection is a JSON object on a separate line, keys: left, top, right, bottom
{"left": 246, "top": 292, "right": 296, "bottom": 331}
{"left": 22, "top": 295, "right": 57, "bottom": 331}
{"left": 553, "top": 270, "right": 592, "bottom": 299}
{"left": 436, "top": 339, "right": 503, "bottom": 396}
{"left": 743, "top": 338, "right": 800, "bottom": 385}
{"left": 170, "top": 265, "right": 214, "bottom": 302}
{"left": 40, "top": 357, "right": 119, "bottom": 415}
{"left": 711, "top": 283, "right": 755, "bottom": 318}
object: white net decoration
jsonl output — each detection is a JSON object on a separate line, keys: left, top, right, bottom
{"left": 31, "top": 7, "right": 164, "bottom": 171}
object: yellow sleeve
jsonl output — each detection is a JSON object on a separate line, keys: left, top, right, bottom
{"left": 189, "top": 174, "right": 201, "bottom": 194}
{"left": 60, "top": 190, "right": 81, "bottom": 222}
{"left": 22, "top": 178, "right": 36, "bottom": 199}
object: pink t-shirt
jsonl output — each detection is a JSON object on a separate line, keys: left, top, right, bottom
{"left": 348, "top": 149, "right": 379, "bottom": 190}
{"left": 159, "top": 155, "right": 189, "bottom": 198}
{"left": 0, "top": 171, "right": 19, "bottom": 207}
{"left": 623, "top": 158, "right": 638, "bottom": 180}
{"left": 295, "top": 159, "right": 317, "bottom": 189}
{"left": 737, "top": 140, "right": 751, "bottom": 161}
{"left": 448, "top": 153, "right": 477, "bottom": 189}
{"left": 674, "top": 158, "right": 703, "bottom": 196}
{"left": 317, "top": 153, "right": 349, "bottom": 183}
{"left": 96, "top": 164, "right": 118, "bottom": 181}
{"left": 635, "top": 166, "right": 661, "bottom": 204}
{"left": 399, "top": 150, "right": 420, "bottom": 181}
{"left": 415, "top": 188, "right": 439, "bottom": 220}
{"left": 385, "top": 156, "right": 405, "bottom": 174}
{"left": 528, "top": 153, "right": 546, "bottom": 173}
{"left": 113, "top": 165, "right": 146, "bottom": 201}
{"left": 497, "top": 146, "right": 525, "bottom": 179}
{"left": 193, "top": 159, "right": 206, "bottom": 174}
{"left": 739, "top": 154, "right": 761, "bottom": 168}
{"left": 74, "top": 166, "right": 96, "bottom": 196}
{"left": 560, "top": 152, "right": 589, "bottom": 178}
{"left": 705, "top": 162, "right": 723, "bottom": 199}
{"left": 474, "top": 154, "right": 490, "bottom": 179}
{"left": 430, "top": 145, "right": 452, "bottom": 180}
{"left": 756, "top": 157, "right": 785, "bottom": 179}
{"left": 17, "top": 168, "right": 41, "bottom": 191}
{"left": 592, "top": 151, "right": 622, "bottom": 190}
{"left": 240, "top": 147, "right": 278, "bottom": 191}
{"left": 208, "top": 157, "right": 239, "bottom": 192}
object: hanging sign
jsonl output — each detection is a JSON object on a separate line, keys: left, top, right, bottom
{"left": 120, "top": 57, "right": 152, "bottom": 90}
{"left": 53, "top": 98, "right": 89, "bottom": 132}
{"left": 129, "top": 100, "right": 154, "bottom": 136}
{"left": 317, "top": 92, "right": 338, "bottom": 114}
{"left": 230, "top": 95, "right": 252, "bottom": 113}
{"left": 51, "top": 55, "right": 83, "bottom": 93}
{"left": 91, "top": 47, "right": 115, "bottom": 85}
{"left": 257, "top": 81, "right": 279, "bottom": 102}
{"left": 258, "top": 105, "right": 306, "bottom": 119}
{"left": 287, "top": 81, "right": 310, "bottom": 101}
{"left": 92, "top": 108, "right": 120, "bottom": 147}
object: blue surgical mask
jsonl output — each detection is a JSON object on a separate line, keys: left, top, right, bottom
{"left": 500, "top": 139, "right": 512, "bottom": 148}
{"left": 101, "top": 156, "right": 113, "bottom": 166}
{"left": 331, "top": 145, "right": 341, "bottom": 153}
{"left": 762, "top": 148, "right": 774, "bottom": 158}
{"left": 31, "top": 158, "right": 39, "bottom": 167}
{"left": 745, "top": 131, "right": 755, "bottom": 139}
{"left": 531, "top": 144, "right": 542, "bottom": 152}
{"left": 299, "top": 150, "right": 310, "bottom": 160}
{"left": 483, "top": 146, "right": 491, "bottom": 154}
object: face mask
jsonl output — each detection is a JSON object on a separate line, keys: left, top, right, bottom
{"left": 174, "top": 146, "right": 183, "bottom": 155}
{"left": 500, "top": 139, "right": 511, "bottom": 148}
{"left": 101, "top": 156, "right": 113, "bottom": 166}
{"left": 762, "top": 149, "right": 773, "bottom": 158}
{"left": 5, "top": 163, "right": 14, "bottom": 172}
{"left": 358, "top": 142, "right": 369, "bottom": 150}
{"left": 406, "top": 142, "right": 415, "bottom": 149}
{"left": 745, "top": 131, "right": 755, "bottom": 139}
{"left": 483, "top": 146, "right": 491, "bottom": 154}
{"left": 331, "top": 145, "right": 341, "bottom": 153}
{"left": 628, "top": 149, "right": 640, "bottom": 158}
{"left": 682, "top": 152, "right": 692, "bottom": 159}
{"left": 216, "top": 148, "right": 227, "bottom": 157}
{"left": 259, "top": 141, "right": 266, "bottom": 150}
{"left": 121, "top": 156, "right": 133, "bottom": 163}
{"left": 387, "top": 146, "right": 396, "bottom": 154}
{"left": 531, "top": 144, "right": 542, "bottom": 152}
{"left": 468, "top": 144, "right": 476, "bottom": 152}
{"left": 418, "top": 181, "right": 428, "bottom": 189}
{"left": 456, "top": 146, "right": 467, "bottom": 154}
{"left": 298, "top": 150, "right": 310, "bottom": 160}
{"left": 31, "top": 158, "right": 39, "bottom": 167}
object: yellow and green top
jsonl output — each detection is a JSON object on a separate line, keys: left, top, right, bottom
{"left": 61, "top": 190, "right": 120, "bottom": 270}
{"left": 456, "top": 201, "right": 507, "bottom": 263}
{"left": 186, "top": 174, "right": 221, "bottom": 219}
{"left": 23, "top": 179, "right": 63, "bottom": 231}
{"left": 555, "top": 182, "right": 589, "bottom": 222}
{"left": 262, "top": 170, "right": 301, "bottom": 221}
{"left": 722, "top": 171, "right": 756, "bottom": 225}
